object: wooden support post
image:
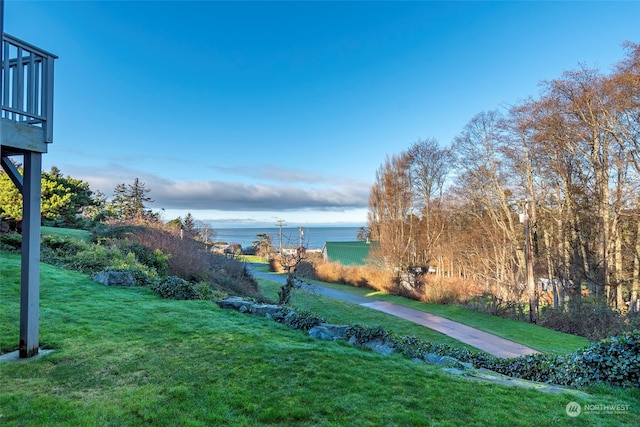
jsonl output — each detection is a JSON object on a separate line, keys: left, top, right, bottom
{"left": 19, "top": 151, "right": 41, "bottom": 358}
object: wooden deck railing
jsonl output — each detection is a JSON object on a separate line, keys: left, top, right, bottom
{"left": 2, "top": 33, "right": 57, "bottom": 144}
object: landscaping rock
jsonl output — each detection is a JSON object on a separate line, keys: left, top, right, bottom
{"left": 92, "top": 270, "right": 136, "bottom": 287}
{"left": 218, "top": 296, "right": 252, "bottom": 311}
{"left": 423, "top": 353, "right": 462, "bottom": 367}
{"left": 349, "top": 337, "right": 397, "bottom": 356}
{"left": 217, "top": 297, "right": 282, "bottom": 318}
{"left": 308, "top": 324, "right": 350, "bottom": 341}
{"left": 442, "top": 367, "right": 467, "bottom": 375}
{"left": 250, "top": 304, "right": 282, "bottom": 318}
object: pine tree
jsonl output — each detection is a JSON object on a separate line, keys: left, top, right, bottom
{"left": 183, "top": 212, "right": 196, "bottom": 235}
{"left": 110, "top": 178, "right": 156, "bottom": 221}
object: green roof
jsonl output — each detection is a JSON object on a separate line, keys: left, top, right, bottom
{"left": 323, "top": 241, "right": 375, "bottom": 266}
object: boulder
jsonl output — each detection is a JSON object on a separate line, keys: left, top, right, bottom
{"left": 423, "top": 353, "right": 464, "bottom": 368}
{"left": 308, "top": 324, "right": 350, "bottom": 341}
{"left": 349, "top": 336, "right": 397, "bottom": 356}
{"left": 217, "top": 297, "right": 282, "bottom": 318}
{"left": 92, "top": 270, "right": 136, "bottom": 287}
{"left": 250, "top": 304, "right": 283, "bottom": 318}
{"left": 218, "top": 297, "right": 253, "bottom": 311}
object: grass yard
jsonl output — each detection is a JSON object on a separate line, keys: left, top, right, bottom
{"left": 41, "top": 226, "right": 92, "bottom": 242}
{"left": 1, "top": 251, "right": 638, "bottom": 426}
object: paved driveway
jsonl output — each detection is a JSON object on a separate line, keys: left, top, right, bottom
{"left": 248, "top": 265, "right": 540, "bottom": 358}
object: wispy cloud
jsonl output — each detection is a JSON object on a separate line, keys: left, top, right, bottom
{"left": 211, "top": 164, "right": 351, "bottom": 185}
{"left": 154, "top": 180, "right": 368, "bottom": 210}
{"left": 63, "top": 164, "right": 370, "bottom": 212}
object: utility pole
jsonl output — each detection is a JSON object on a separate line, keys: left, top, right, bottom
{"left": 276, "top": 219, "right": 286, "bottom": 254}
{"left": 299, "top": 226, "right": 304, "bottom": 250}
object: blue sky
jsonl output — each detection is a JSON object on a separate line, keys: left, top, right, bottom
{"left": 5, "top": 1, "right": 640, "bottom": 227}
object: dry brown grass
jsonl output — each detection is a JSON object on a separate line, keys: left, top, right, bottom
{"left": 416, "top": 275, "right": 484, "bottom": 304}
{"left": 313, "top": 262, "right": 393, "bottom": 292}
{"left": 311, "top": 259, "right": 486, "bottom": 306}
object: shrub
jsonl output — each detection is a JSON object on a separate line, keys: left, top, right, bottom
{"left": 110, "top": 255, "right": 159, "bottom": 287}
{"left": 396, "top": 335, "right": 479, "bottom": 362}
{"left": 210, "top": 256, "right": 263, "bottom": 300}
{"left": 95, "top": 221, "right": 266, "bottom": 301}
{"left": 0, "top": 232, "right": 22, "bottom": 251}
{"left": 117, "top": 241, "right": 170, "bottom": 276}
{"left": 274, "top": 308, "right": 325, "bottom": 331}
{"left": 41, "top": 235, "right": 93, "bottom": 267}
{"left": 65, "top": 244, "right": 123, "bottom": 273}
{"left": 193, "top": 281, "right": 228, "bottom": 301}
{"left": 151, "top": 276, "right": 199, "bottom": 300}
{"left": 90, "top": 223, "right": 139, "bottom": 244}
{"left": 465, "top": 293, "right": 528, "bottom": 322}
{"left": 315, "top": 262, "right": 348, "bottom": 285}
{"left": 345, "top": 324, "right": 394, "bottom": 344}
{"left": 314, "top": 262, "right": 391, "bottom": 291}
{"left": 293, "top": 260, "right": 317, "bottom": 279}
{"left": 559, "top": 330, "right": 640, "bottom": 388}
{"left": 539, "top": 301, "right": 627, "bottom": 341}
{"left": 469, "top": 330, "right": 640, "bottom": 388}
{"left": 418, "top": 276, "right": 483, "bottom": 305}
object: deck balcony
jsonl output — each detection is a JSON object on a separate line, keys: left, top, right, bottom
{"left": 1, "top": 30, "right": 57, "bottom": 359}
{"left": 1, "top": 33, "right": 57, "bottom": 155}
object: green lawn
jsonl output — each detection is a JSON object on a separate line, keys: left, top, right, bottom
{"left": 1, "top": 252, "right": 638, "bottom": 426}
{"left": 41, "top": 225, "right": 92, "bottom": 242}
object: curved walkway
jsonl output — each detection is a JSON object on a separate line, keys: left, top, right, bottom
{"left": 249, "top": 266, "right": 539, "bottom": 358}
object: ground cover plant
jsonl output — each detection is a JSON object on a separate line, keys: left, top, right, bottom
{"left": 1, "top": 252, "right": 638, "bottom": 426}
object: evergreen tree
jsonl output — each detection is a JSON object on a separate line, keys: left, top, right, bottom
{"left": 166, "top": 216, "right": 183, "bottom": 230}
{"left": 0, "top": 164, "right": 98, "bottom": 227}
{"left": 41, "top": 167, "right": 96, "bottom": 227}
{"left": 110, "top": 178, "right": 157, "bottom": 221}
{"left": 183, "top": 212, "right": 196, "bottom": 235}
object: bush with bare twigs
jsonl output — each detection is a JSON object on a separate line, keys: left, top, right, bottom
{"left": 92, "top": 221, "right": 266, "bottom": 301}
{"left": 314, "top": 262, "right": 392, "bottom": 292}
{"left": 416, "top": 275, "right": 484, "bottom": 305}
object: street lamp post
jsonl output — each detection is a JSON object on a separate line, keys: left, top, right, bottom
{"left": 520, "top": 201, "right": 538, "bottom": 324}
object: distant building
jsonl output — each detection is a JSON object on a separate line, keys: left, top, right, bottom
{"left": 322, "top": 241, "right": 375, "bottom": 266}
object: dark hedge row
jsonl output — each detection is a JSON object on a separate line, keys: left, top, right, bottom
{"left": 351, "top": 324, "right": 640, "bottom": 388}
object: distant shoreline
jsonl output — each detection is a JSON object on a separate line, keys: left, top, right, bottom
{"left": 207, "top": 224, "right": 366, "bottom": 229}
{"left": 210, "top": 226, "right": 364, "bottom": 250}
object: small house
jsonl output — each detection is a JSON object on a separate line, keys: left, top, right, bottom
{"left": 321, "top": 241, "right": 375, "bottom": 266}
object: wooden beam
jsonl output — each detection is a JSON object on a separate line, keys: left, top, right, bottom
{"left": 1, "top": 154, "right": 23, "bottom": 192}
{"left": 19, "top": 151, "right": 41, "bottom": 358}
{"left": 1, "top": 119, "right": 48, "bottom": 153}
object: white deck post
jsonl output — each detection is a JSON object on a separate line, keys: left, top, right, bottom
{"left": 19, "top": 151, "right": 41, "bottom": 358}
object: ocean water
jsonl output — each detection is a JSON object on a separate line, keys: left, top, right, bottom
{"left": 210, "top": 226, "right": 362, "bottom": 249}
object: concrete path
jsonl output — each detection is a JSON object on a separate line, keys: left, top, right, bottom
{"left": 360, "top": 301, "right": 539, "bottom": 358}
{"left": 249, "top": 266, "right": 540, "bottom": 358}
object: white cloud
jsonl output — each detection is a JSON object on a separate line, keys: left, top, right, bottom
{"left": 59, "top": 163, "right": 371, "bottom": 212}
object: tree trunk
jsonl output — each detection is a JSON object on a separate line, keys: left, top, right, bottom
{"left": 632, "top": 218, "right": 640, "bottom": 312}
